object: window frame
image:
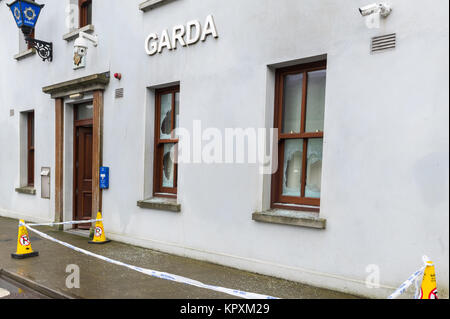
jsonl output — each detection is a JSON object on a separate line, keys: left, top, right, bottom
{"left": 79, "top": 0, "right": 92, "bottom": 28}
{"left": 153, "top": 86, "right": 180, "bottom": 198}
{"left": 271, "top": 60, "right": 327, "bottom": 212}
{"left": 27, "top": 29, "right": 35, "bottom": 50}
{"left": 27, "top": 111, "right": 35, "bottom": 187}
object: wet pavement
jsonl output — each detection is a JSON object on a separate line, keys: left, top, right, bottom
{"left": 0, "top": 216, "right": 359, "bottom": 299}
{"left": 0, "top": 277, "right": 50, "bottom": 299}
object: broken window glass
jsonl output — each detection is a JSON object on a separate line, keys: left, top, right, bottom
{"left": 160, "top": 93, "right": 172, "bottom": 139}
{"left": 282, "top": 73, "right": 303, "bottom": 134}
{"left": 174, "top": 92, "right": 180, "bottom": 132}
{"left": 282, "top": 139, "right": 303, "bottom": 197}
{"left": 162, "top": 143, "right": 175, "bottom": 188}
{"left": 305, "top": 138, "right": 323, "bottom": 198}
{"left": 305, "top": 70, "right": 326, "bottom": 133}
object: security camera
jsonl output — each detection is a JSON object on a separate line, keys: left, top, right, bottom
{"left": 74, "top": 31, "right": 98, "bottom": 57}
{"left": 359, "top": 3, "right": 379, "bottom": 16}
{"left": 359, "top": 3, "right": 392, "bottom": 28}
{"left": 359, "top": 3, "right": 392, "bottom": 17}
{"left": 74, "top": 37, "right": 88, "bottom": 56}
{"left": 378, "top": 3, "right": 392, "bottom": 17}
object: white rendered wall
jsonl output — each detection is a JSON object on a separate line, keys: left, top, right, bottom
{"left": 0, "top": 0, "right": 448, "bottom": 298}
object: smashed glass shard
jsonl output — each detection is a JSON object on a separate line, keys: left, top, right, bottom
{"left": 305, "top": 138, "right": 323, "bottom": 198}
{"left": 162, "top": 143, "right": 175, "bottom": 188}
{"left": 160, "top": 93, "right": 172, "bottom": 139}
{"left": 175, "top": 92, "right": 180, "bottom": 130}
{"left": 282, "top": 139, "right": 303, "bottom": 197}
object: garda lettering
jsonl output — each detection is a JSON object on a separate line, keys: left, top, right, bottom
{"left": 145, "top": 15, "right": 218, "bottom": 56}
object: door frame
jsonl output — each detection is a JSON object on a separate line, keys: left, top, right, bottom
{"left": 43, "top": 72, "right": 109, "bottom": 228}
{"left": 72, "top": 104, "right": 94, "bottom": 228}
{"left": 54, "top": 90, "right": 104, "bottom": 230}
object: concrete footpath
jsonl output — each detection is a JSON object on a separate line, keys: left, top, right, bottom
{"left": 0, "top": 216, "right": 358, "bottom": 299}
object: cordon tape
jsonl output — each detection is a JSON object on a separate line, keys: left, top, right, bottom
{"left": 26, "top": 219, "right": 102, "bottom": 227}
{"left": 388, "top": 266, "right": 426, "bottom": 299}
{"left": 14, "top": 218, "right": 439, "bottom": 300}
{"left": 388, "top": 256, "right": 439, "bottom": 299}
{"left": 19, "top": 220, "right": 279, "bottom": 300}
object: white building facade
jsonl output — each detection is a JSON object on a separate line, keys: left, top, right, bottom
{"left": 0, "top": 0, "right": 448, "bottom": 298}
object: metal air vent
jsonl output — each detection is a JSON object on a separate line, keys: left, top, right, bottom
{"left": 115, "top": 88, "right": 124, "bottom": 99}
{"left": 371, "top": 33, "right": 396, "bottom": 53}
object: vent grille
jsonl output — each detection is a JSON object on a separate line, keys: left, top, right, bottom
{"left": 371, "top": 33, "right": 396, "bottom": 53}
{"left": 115, "top": 88, "right": 124, "bottom": 99}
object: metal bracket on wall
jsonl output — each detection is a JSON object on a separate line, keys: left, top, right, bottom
{"left": 25, "top": 37, "right": 53, "bottom": 62}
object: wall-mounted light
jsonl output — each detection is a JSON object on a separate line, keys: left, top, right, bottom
{"left": 7, "top": 0, "right": 53, "bottom": 62}
{"left": 69, "top": 93, "right": 84, "bottom": 100}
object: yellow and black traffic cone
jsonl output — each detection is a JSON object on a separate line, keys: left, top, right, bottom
{"left": 11, "top": 220, "right": 39, "bottom": 259}
{"left": 88, "top": 212, "right": 111, "bottom": 245}
{"left": 419, "top": 257, "right": 438, "bottom": 299}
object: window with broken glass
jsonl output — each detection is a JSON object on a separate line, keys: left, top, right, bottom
{"left": 154, "top": 86, "right": 180, "bottom": 197}
{"left": 272, "top": 61, "right": 326, "bottom": 211}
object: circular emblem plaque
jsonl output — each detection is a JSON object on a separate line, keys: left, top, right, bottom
{"left": 13, "top": 7, "right": 21, "bottom": 20}
{"left": 24, "top": 7, "right": 36, "bottom": 21}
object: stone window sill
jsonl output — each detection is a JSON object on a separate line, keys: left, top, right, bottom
{"left": 137, "top": 197, "right": 181, "bottom": 213}
{"left": 63, "top": 25, "right": 95, "bottom": 42}
{"left": 14, "top": 48, "right": 36, "bottom": 61}
{"left": 139, "top": 0, "right": 176, "bottom": 12}
{"left": 252, "top": 209, "right": 326, "bottom": 229}
{"left": 15, "top": 186, "right": 37, "bottom": 196}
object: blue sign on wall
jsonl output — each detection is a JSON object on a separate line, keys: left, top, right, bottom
{"left": 100, "top": 167, "right": 109, "bottom": 189}
{"left": 21, "top": 1, "right": 42, "bottom": 28}
{"left": 10, "top": 2, "right": 23, "bottom": 27}
{"left": 8, "top": 0, "right": 43, "bottom": 29}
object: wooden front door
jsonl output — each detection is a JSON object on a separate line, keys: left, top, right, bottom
{"left": 74, "top": 103, "right": 94, "bottom": 229}
{"left": 75, "top": 126, "right": 93, "bottom": 229}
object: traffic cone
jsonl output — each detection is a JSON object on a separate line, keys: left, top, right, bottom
{"left": 11, "top": 220, "right": 39, "bottom": 259}
{"left": 88, "top": 212, "right": 111, "bottom": 244}
{"left": 419, "top": 256, "right": 438, "bottom": 299}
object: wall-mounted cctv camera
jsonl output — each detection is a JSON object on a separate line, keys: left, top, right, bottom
{"left": 359, "top": 3, "right": 379, "bottom": 16}
{"left": 378, "top": 4, "right": 392, "bottom": 17}
{"left": 359, "top": 3, "right": 392, "bottom": 29}
{"left": 359, "top": 3, "right": 392, "bottom": 17}
{"left": 74, "top": 31, "right": 98, "bottom": 57}
{"left": 73, "top": 31, "right": 98, "bottom": 69}
{"left": 74, "top": 41, "right": 88, "bottom": 57}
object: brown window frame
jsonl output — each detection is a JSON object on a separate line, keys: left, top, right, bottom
{"left": 153, "top": 86, "right": 180, "bottom": 198}
{"left": 27, "top": 111, "right": 35, "bottom": 187}
{"left": 271, "top": 60, "right": 327, "bottom": 212}
{"left": 27, "top": 29, "right": 35, "bottom": 50}
{"left": 79, "top": 0, "right": 92, "bottom": 28}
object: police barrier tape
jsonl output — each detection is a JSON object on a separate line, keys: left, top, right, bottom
{"left": 387, "top": 266, "right": 426, "bottom": 299}
{"left": 27, "top": 219, "right": 102, "bottom": 227}
{"left": 21, "top": 222, "right": 279, "bottom": 300}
